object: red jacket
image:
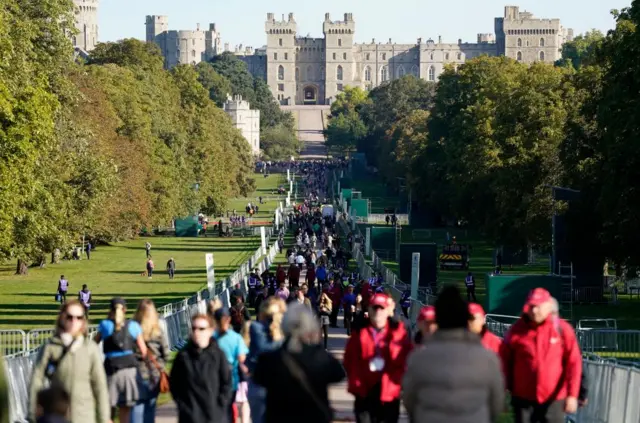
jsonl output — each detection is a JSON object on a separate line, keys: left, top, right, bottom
{"left": 329, "top": 284, "right": 342, "bottom": 306}
{"left": 500, "top": 316, "right": 582, "bottom": 404}
{"left": 481, "top": 330, "right": 503, "bottom": 355}
{"left": 306, "top": 268, "right": 316, "bottom": 284}
{"left": 344, "top": 319, "right": 413, "bottom": 402}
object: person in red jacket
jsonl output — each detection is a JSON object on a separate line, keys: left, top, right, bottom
{"left": 414, "top": 305, "right": 437, "bottom": 345}
{"left": 500, "top": 288, "right": 582, "bottom": 423}
{"left": 468, "top": 303, "right": 502, "bottom": 354}
{"left": 344, "top": 293, "right": 413, "bottom": 423}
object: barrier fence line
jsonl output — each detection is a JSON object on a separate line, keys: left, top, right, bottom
{"left": 3, "top": 174, "right": 297, "bottom": 423}
{"left": 334, "top": 195, "right": 640, "bottom": 423}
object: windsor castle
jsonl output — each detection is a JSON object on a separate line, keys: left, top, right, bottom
{"left": 71, "top": 2, "right": 575, "bottom": 107}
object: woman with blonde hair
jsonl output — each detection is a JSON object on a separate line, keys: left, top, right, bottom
{"left": 131, "top": 299, "right": 169, "bottom": 423}
{"left": 94, "top": 297, "right": 147, "bottom": 423}
{"left": 246, "top": 297, "right": 286, "bottom": 423}
{"left": 29, "top": 300, "right": 110, "bottom": 423}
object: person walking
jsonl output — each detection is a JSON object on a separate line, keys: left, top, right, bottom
{"left": 78, "top": 284, "right": 92, "bottom": 318}
{"left": 500, "top": 288, "right": 582, "bottom": 423}
{"left": 166, "top": 258, "right": 176, "bottom": 280}
{"left": 403, "top": 285, "right": 504, "bottom": 423}
{"left": 212, "top": 308, "right": 249, "bottom": 423}
{"left": 318, "top": 285, "right": 333, "bottom": 349}
{"left": 229, "top": 297, "right": 251, "bottom": 336}
{"left": 29, "top": 300, "right": 110, "bottom": 423}
{"left": 146, "top": 257, "right": 154, "bottom": 279}
{"left": 253, "top": 304, "right": 346, "bottom": 423}
{"left": 342, "top": 285, "right": 357, "bottom": 336}
{"left": 344, "top": 293, "right": 413, "bottom": 423}
{"left": 131, "top": 299, "right": 169, "bottom": 423}
{"left": 85, "top": 242, "right": 92, "bottom": 260}
{"left": 414, "top": 306, "right": 437, "bottom": 345}
{"left": 275, "top": 281, "right": 290, "bottom": 302}
{"left": 170, "top": 313, "right": 232, "bottom": 423}
{"left": 57, "top": 275, "right": 69, "bottom": 305}
{"left": 94, "top": 298, "right": 148, "bottom": 423}
{"left": 464, "top": 272, "right": 477, "bottom": 302}
{"left": 145, "top": 242, "right": 151, "bottom": 258}
{"left": 468, "top": 303, "right": 502, "bottom": 355}
{"left": 246, "top": 298, "right": 286, "bottom": 423}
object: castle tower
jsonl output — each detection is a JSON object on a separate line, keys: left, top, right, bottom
{"left": 146, "top": 15, "right": 169, "bottom": 43}
{"left": 72, "top": 0, "right": 99, "bottom": 52}
{"left": 495, "top": 6, "right": 571, "bottom": 64}
{"left": 323, "top": 13, "right": 355, "bottom": 103}
{"left": 265, "top": 13, "right": 297, "bottom": 105}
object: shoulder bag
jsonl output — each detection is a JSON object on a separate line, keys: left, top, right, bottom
{"left": 147, "top": 352, "right": 170, "bottom": 394}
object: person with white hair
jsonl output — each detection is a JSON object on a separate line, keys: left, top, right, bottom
{"left": 252, "top": 303, "right": 345, "bottom": 423}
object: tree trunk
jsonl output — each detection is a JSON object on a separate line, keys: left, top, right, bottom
{"left": 15, "top": 259, "right": 28, "bottom": 275}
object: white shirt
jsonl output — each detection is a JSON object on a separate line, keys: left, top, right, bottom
{"left": 296, "top": 255, "right": 305, "bottom": 264}
{"left": 288, "top": 254, "right": 295, "bottom": 264}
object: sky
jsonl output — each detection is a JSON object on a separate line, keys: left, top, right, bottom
{"left": 99, "top": 0, "right": 625, "bottom": 48}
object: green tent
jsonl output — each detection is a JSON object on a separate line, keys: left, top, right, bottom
{"left": 175, "top": 216, "right": 200, "bottom": 237}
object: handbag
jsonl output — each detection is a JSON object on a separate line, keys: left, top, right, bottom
{"left": 147, "top": 352, "right": 170, "bottom": 394}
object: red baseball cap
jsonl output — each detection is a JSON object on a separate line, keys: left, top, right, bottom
{"left": 369, "top": 293, "right": 391, "bottom": 308}
{"left": 523, "top": 288, "right": 552, "bottom": 312}
{"left": 468, "top": 303, "right": 485, "bottom": 317}
{"left": 417, "top": 305, "right": 436, "bottom": 322}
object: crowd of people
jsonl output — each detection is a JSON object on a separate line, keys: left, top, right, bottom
{"left": 20, "top": 160, "right": 588, "bottom": 423}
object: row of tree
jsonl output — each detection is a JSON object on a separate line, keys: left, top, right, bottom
{"left": 327, "top": 7, "right": 640, "bottom": 267}
{"left": 0, "top": 0, "right": 291, "bottom": 271}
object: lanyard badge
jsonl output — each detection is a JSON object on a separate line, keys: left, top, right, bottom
{"left": 368, "top": 328, "right": 386, "bottom": 372}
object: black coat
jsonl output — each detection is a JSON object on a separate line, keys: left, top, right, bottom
{"left": 170, "top": 340, "right": 232, "bottom": 423}
{"left": 253, "top": 340, "right": 346, "bottom": 423}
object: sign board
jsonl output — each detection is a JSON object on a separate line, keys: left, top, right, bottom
{"left": 365, "top": 227, "right": 372, "bottom": 256}
{"left": 260, "top": 226, "right": 267, "bottom": 254}
{"left": 411, "top": 253, "right": 420, "bottom": 304}
{"left": 205, "top": 253, "right": 215, "bottom": 293}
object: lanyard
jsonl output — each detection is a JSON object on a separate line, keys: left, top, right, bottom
{"left": 369, "top": 327, "right": 386, "bottom": 357}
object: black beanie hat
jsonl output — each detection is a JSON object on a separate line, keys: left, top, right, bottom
{"left": 435, "top": 285, "right": 469, "bottom": 330}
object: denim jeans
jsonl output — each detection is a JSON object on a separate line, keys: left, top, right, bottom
{"left": 130, "top": 396, "right": 157, "bottom": 423}
{"left": 247, "top": 379, "right": 266, "bottom": 423}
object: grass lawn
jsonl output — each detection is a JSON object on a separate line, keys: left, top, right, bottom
{"left": 224, "top": 173, "right": 287, "bottom": 222}
{"left": 0, "top": 172, "right": 289, "bottom": 333}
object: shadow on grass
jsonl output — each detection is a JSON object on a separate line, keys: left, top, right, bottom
{"left": 123, "top": 246, "right": 257, "bottom": 253}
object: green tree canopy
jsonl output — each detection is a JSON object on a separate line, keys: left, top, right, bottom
{"left": 556, "top": 30, "right": 605, "bottom": 70}
{"left": 260, "top": 123, "right": 302, "bottom": 161}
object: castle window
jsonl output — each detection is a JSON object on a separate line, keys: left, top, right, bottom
{"left": 278, "top": 65, "right": 284, "bottom": 80}
{"left": 382, "top": 53, "right": 386, "bottom": 60}
{"left": 337, "top": 65, "right": 343, "bottom": 80}
{"left": 366, "top": 53, "right": 370, "bottom": 60}
{"left": 333, "top": 52, "right": 336, "bottom": 60}
{"left": 445, "top": 53, "right": 450, "bottom": 61}
{"left": 295, "top": 68, "right": 299, "bottom": 81}
{"left": 428, "top": 66, "right": 435, "bottom": 81}
{"left": 192, "top": 50, "right": 196, "bottom": 57}
{"left": 517, "top": 51, "right": 522, "bottom": 61}
{"left": 411, "top": 65, "right": 419, "bottom": 77}
{"left": 338, "top": 38, "right": 342, "bottom": 47}
{"left": 278, "top": 83, "right": 284, "bottom": 91}
{"left": 279, "top": 38, "right": 283, "bottom": 46}
{"left": 337, "top": 83, "right": 344, "bottom": 91}
{"left": 274, "top": 52, "right": 278, "bottom": 60}
{"left": 457, "top": 52, "right": 462, "bottom": 60}
{"left": 307, "top": 65, "right": 314, "bottom": 80}
{"left": 285, "top": 52, "right": 288, "bottom": 60}
{"left": 539, "top": 37, "right": 545, "bottom": 47}
{"left": 526, "top": 40, "right": 530, "bottom": 47}
{"left": 430, "top": 53, "right": 434, "bottom": 60}
{"left": 343, "top": 52, "right": 347, "bottom": 60}
{"left": 364, "top": 66, "right": 371, "bottom": 81}
{"left": 539, "top": 51, "right": 545, "bottom": 61}
{"left": 320, "top": 66, "right": 325, "bottom": 80}
{"left": 517, "top": 38, "right": 522, "bottom": 47}
{"left": 397, "top": 66, "right": 405, "bottom": 78}
{"left": 380, "top": 65, "right": 388, "bottom": 82}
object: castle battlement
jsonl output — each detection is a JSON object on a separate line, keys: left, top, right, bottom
{"left": 72, "top": 0, "right": 99, "bottom": 51}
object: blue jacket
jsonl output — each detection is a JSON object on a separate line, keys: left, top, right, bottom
{"left": 247, "top": 321, "right": 283, "bottom": 373}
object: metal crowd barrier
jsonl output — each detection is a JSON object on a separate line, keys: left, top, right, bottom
{"left": 2, "top": 178, "right": 294, "bottom": 423}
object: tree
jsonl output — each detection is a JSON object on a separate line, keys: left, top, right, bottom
{"left": 556, "top": 30, "right": 605, "bottom": 70}
{"left": 260, "top": 124, "right": 302, "bottom": 161}
{"left": 88, "top": 38, "right": 165, "bottom": 71}
{"left": 324, "top": 111, "right": 367, "bottom": 155}
{"left": 195, "top": 62, "right": 233, "bottom": 107}
{"left": 330, "top": 86, "right": 370, "bottom": 116}
{"left": 210, "top": 52, "right": 257, "bottom": 103}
